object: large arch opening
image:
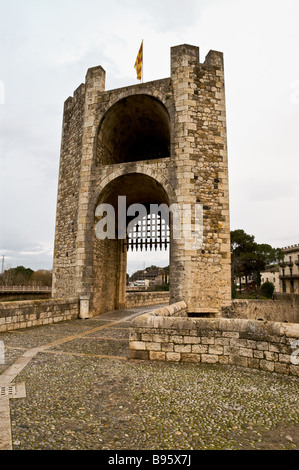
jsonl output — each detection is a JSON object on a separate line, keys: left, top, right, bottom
{"left": 92, "top": 173, "right": 171, "bottom": 314}
{"left": 97, "top": 95, "right": 171, "bottom": 165}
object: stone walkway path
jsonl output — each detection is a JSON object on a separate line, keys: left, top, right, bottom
{"left": 0, "top": 305, "right": 162, "bottom": 450}
{"left": 0, "top": 305, "right": 298, "bottom": 450}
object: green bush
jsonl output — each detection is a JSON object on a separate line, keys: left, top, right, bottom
{"left": 260, "top": 281, "right": 275, "bottom": 299}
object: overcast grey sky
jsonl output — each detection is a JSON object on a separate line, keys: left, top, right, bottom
{"left": 0, "top": 0, "right": 298, "bottom": 274}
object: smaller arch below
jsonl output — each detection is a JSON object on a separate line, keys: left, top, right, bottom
{"left": 94, "top": 172, "right": 174, "bottom": 246}
{"left": 96, "top": 172, "right": 170, "bottom": 211}
{"left": 92, "top": 172, "right": 172, "bottom": 313}
{"left": 97, "top": 94, "right": 171, "bottom": 165}
{"left": 92, "top": 166, "right": 177, "bottom": 210}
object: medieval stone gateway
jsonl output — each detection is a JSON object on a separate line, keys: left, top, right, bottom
{"left": 52, "top": 44, "right": 231, "bottom": 316}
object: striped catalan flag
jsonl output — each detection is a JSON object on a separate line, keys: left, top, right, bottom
{"left": 134, "top": 41, "right": 143, "bottom": 81}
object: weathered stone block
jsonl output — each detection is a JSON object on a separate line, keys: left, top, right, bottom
{"left": 279, "top": 354, "right": 291, "bottom": 364}
{"left": 145, "top": 342, "right": 161, "bottom": 351}
{"left": 247, "top": 358, "right": 260, "bottom": 369}
{"left": 172, "top": 335, "right": 184, "bottom": 344}
{"left": 229, "top": 355, "right": 248, "bottom": 367}
{"left": 141, "top": 333, "right": 153, "bottom": 342}
{"left": 129, "top": 350, "right": 149, "bottom": 360}
{"left": 129, "top": 331, "right": 141, "bottom": 341}
{"left": 201, "top": 354, "right": 218, "bottom": 363}
{"left": 218, "top": 355, "right": 229, "bottom": 364}
{"left": 183, "top": 335, "right": 202, "bottom": 344}
{"left": 149, "top": 351, "right": 166, "bottom": 361}
{"left": 253, "top": 350, "right": 264, "bottom": 359}
{"left": 208, "top": 345, "right": 223, "bottom": 355}
{"left": 274, "top": 363, "right": 290, "bottom": 375}
{"left": 174, "top": 344, "right": 191, "bottom": 353}
{"left": 129, "top": 341, "right": 146, "bottom": 351}
{"left": 264, "top": 351, "right": 278, "bottom": 362}
{"left": 260, "top": 360, "right": 274, "bottom": 372}
{"left": 161, "top": 343, "right": 174, "bottom": 352}
{"left": 239, "top": 348, "right": 253, "bottom": 358}
{"left": 181, "top": 353, "right": 201, "bottom": 363}
{"left": 289, "top": 364, "right": 299, "bottom": 376}
{"left": 256, "top": 341, "right": 269, "bottom": 351}
{"left": 153, "top": 334, "right": 169, "bottom": 343}
{"left": 230, "top": 338, "right": 247, "bottom": 348}
{"left": 215, "top": 337, "right": 230, "bottom": 346}
{"left": 166, "top": 352, "right": 181, "bottom": 362}
{"left": 201, "top": 337, "right": 215, "bottom": 345}
{"left": 222, "top": 332, "right": 239, "bottom": 339}
{"left": 191, "top": 344, "right": 208, "bottom": 354}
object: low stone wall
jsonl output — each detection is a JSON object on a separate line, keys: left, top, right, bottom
{"left": 126, "top": 291, "right": 170, "bottom": 309}
{"left": 0, "top": 293, "right": 52, "bottom": 302}
{"left": 129, "top": 302, "right": 299, "bottom": 377}
{"left": 223, "top": 294, "right": 299, "bottom": 324}
{"left": 0, "top": 298, "right": 79, "bottom": 332}
{"left": 144, "top": 301, "right": 188, "bottom": 318}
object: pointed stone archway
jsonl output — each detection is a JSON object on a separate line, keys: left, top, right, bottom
{"left": 92, "top": 172, "right": 172, "bottom": 314}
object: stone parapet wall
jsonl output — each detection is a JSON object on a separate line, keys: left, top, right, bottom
{"left": 0, "top": 293, "right": 52, "bottom": 302}
{"left": 143, "top": 301, "right": 188, "bottom": 318}
{"left": 129, "top": 303, "right": 299, "bottom": 377}
{"left": 0, "top": 298, "right": 79, "bottom": 332}
{"left": 126, "top": 291, "right": 170, "bottom": 309}
{"left": 222, "top": 294, "right": 299, "bottom": 324}
{"left": 276, "top": 293, "right": 299, "bottom": 306}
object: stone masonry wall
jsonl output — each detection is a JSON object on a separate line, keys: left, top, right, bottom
{"left": 0, "top": 299, "right": 79, "bottom": 332}
{"left": 168, "top": 45, "right": 231, "bottom": 312}
{"left": 222, "top": 296, "right": 299, "bottom": 324}
{"left": 126, "top": 291, "right": 170, "bottom": 309}
{"left": 129, "top": 303, "right": 299, "bottom": 377}
{"left": 93, "top": 237, "right": 120, "bottom": 313}
{"left": 52, "top": 83, "right": 86, "bottom": 299}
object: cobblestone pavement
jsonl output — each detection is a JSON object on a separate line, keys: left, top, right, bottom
{"left": 0, "top": 305, "right": 298, "bottom": 451}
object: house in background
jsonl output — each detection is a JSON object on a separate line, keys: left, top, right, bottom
{"left": 233, "top": 244, "right": 299, "bottom": 294}
{"left": 279, "top": 244, "right": 299, "bottom": 294}
{"left": 260, "top": 266, "right": 280, "bottom": 292}
{"left": 129, "top": 266, "right": 169, "bottom": 288}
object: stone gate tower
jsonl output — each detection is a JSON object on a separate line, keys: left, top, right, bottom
{"left": 52, "top": 44, "right": 231, "bottom": 316}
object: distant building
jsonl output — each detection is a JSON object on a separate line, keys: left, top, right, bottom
{"left": 134, "top": 279, "right": 149, "bottom": 287}
{"left": 261, "top": 266, "right": 280, "bottom": 292}
{"left": 279, "top": 244, "right": 299, "bottom": 293}
{"left": 130, "top": 267, "right": 169, "bottom": 287}
{"left": 236, "top": 266, "right": 279, "bottom": 293}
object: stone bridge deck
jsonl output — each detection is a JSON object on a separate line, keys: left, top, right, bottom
{"left": 0, "top": 304, "right": 298, "bottom": 451}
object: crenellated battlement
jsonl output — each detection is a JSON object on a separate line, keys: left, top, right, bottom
{"left": 63, "top": 44, "right": 224, "bottom": 113}
{"left": 63, "top": 83, "right": 85, "bottom": 112}
{"left": 282, "top": 244, "right": 299, "bottom": 253}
